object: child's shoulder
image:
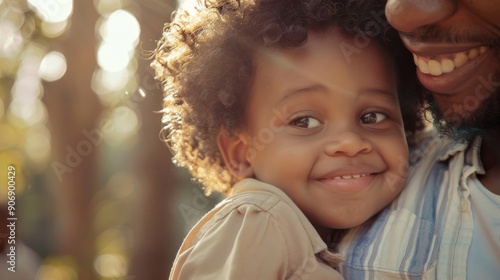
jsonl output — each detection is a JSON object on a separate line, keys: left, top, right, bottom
{"left": 213, "top": 178, "right": 303, "bottom": 223}
{"left": 171, "top": 180, "right": 343, "bottom": 279}
{"left": 189, "top": 179, "right": 320, "bottom": 245}
{"left": 172, "top": 180, "right": 311, "bottom": 264}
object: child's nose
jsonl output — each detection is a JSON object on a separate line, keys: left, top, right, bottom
{"left": 324, "top": 131, "right": 372, "bottom": 157}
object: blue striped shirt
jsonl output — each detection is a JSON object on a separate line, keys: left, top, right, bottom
{"left": 338, "top": 131, "right": 484, "bottom": 279}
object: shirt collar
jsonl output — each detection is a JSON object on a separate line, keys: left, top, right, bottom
{"left": 465, "top": 136, "right": 485, "bottom": 175}
{"left": 436, "top": 141, "right": 468, "bottom": 162}
{"left": 434, "top": 136, "right": 485, "bottom": 174}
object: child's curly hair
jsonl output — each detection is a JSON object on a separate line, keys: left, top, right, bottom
{"left": 152, "top": 0, "right": 425, "bottom": 194}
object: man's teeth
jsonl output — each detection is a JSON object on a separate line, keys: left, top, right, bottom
{"left": 413, "top": 46, "right": 488, "bottom": 76}
{"left": 333, "top": 173, "right": 370, "bottom": 180}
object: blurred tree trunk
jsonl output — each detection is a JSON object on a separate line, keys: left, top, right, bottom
{"left": 128, "top": 0, "right": 180, "bottom": 279}
{"left": 43, "top": 1, "right": 101, "bottom": 280}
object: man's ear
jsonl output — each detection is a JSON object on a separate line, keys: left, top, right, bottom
{"left": 217, "top": 128, "right": 254, "bottom": 180}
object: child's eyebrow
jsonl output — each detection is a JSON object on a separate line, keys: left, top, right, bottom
{"left": 359, "top": 88, "right": 398, "bottom": 103}
{"left": 274, "top": 85, "right": 397, "bottom": 109}
{"left": 274, "top": 84, "right": 326, "bottom": 108}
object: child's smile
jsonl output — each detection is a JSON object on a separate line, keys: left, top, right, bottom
{"left": 314, "top": 163, "right": 385, "bottom": 193}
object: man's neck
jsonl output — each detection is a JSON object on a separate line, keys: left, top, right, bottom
{"left": 478, "top": 128, "right": 500, "bottom": 195}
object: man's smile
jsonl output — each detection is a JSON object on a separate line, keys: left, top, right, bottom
{"left": 412, "top": 46, "right": 489, "bottom": 76}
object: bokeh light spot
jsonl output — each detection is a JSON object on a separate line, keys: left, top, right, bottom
{"left": 97, "top": 42, "right": 130, "bottom": 72}
{"left": 0, "top": 98, "right": 4, "bottom": 119}
{"left": 102, "top": 106, "right": 139, "bottom": 143}
{"left": 28, "top": 0, "right": 73, "bottom": 23}
{"left": 107, "top": 172, "right": 137, "bottom": 198}
{"left": 100, "top": 9, "right": 140, "bottom": 46}
{"left": 25, "top": 127, "right": 51, "bottom": 164}
{"left": 0, "top": 124, "right": 18, "bottom": 150}
{"left": 39, "top": 51, "right": 67, "bottom": 81}
{"left": 0, "top": 20, "right": 23, "bottom": 57}
{"left": 41, "top": 19, "right": 69, "bottom": 38}
{"left": 36, "top": 264, "right": 77, "bottom": 280}
{"left": 94, "top": 253, "right": 128, "bottom": 278}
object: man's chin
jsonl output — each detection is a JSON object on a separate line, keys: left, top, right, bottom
{"left": 429, "top": 100, "right": 500, "bottom": 144}
{"left": 433, "top": 118, "right": 483, "bottom": 143}
{"left": 427, "top": 81, "right": 500, "bottom": 143}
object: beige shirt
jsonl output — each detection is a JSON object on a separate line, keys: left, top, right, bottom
{"left": 170, "top": 178, "right": 344, "bottom": 279}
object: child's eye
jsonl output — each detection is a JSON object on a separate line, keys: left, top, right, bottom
{"left": 360, "top": 112, "right": 387, "bottom": 124}
{"left": 289, "top": 116, "right": 322, "bottom": 129}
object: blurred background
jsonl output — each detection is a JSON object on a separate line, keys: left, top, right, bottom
{"left": 0, "top": 0, "right": 222, "bottom": 279}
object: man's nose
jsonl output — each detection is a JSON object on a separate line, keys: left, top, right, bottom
{"left": 385, "top": 0, "right": 457, "bottom": 33}
{"left": 323, "top": 130, "right": 373, "bottom": 157}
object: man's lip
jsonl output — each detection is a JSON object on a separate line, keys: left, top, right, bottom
{"left": 400, "top": 34, "right": 485, "bottom": 56}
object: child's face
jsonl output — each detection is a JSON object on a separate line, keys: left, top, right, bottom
{"left": 238, "top": 28, "right": 408, "bottom": 237}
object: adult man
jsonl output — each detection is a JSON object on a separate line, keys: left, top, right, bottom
{"left": 338, "top": 0, "right": 500, "bottom": 279}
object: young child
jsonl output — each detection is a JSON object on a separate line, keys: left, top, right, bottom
{"left": 152, "top": 0, "right": 423, "bottom": 279}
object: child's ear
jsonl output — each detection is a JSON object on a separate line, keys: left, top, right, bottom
{"left": 217, "top": 128, "right": 254, "bottom": 180}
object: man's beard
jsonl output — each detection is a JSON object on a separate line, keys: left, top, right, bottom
{"left": 428, "top": 84, "right": 500, "bottom": 143}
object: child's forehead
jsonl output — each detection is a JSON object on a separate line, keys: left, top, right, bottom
{"left": 248, "top": 29, "right": 398, "bottom": 106}
{"left": 252, "top": 28, "right": 391, "bottom": 76}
